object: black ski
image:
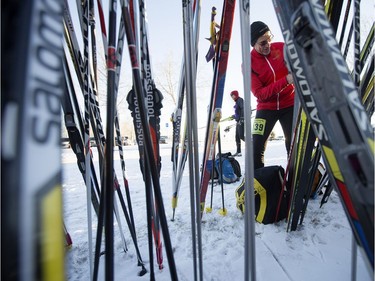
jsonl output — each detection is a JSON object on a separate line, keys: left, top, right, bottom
{"left": 298, "top": 143, "right": 323, "bottom": 220}
{"left": 125, "top": 0, "right": 165, "bottom": 274}
{"left": 272, "top": 0, "right": 374, "bottom": 268}
{"left": 62, "top": 55, "right": 101, "bottom": 214}
{"left": 121, "top": 1, "right": 178, "bottom": 279}
{"left": 360, "top": 54, "right": 374, "bottom": 117}
{"left": 285, "top": 108, "right": 317, "bottom": 231}
{"left": 2, "top": 1, "right": 65, "bottom": 280}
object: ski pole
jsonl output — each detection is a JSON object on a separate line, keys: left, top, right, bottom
{"left": 240, "top": 0, "right": 256, "bottom": 279}
{"left": 206, "top": 155, "right": 215, "bottom": 213}
{"left": 217, "top": 129, "right": 227, "bottom": 216}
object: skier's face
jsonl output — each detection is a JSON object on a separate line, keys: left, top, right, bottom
{"left": 255, "top": 32, "right": 273, "bottom": 56}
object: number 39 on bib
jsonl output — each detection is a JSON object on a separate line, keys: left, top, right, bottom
{"left": 253, "top": 118, "right": 266, "bottom": 135}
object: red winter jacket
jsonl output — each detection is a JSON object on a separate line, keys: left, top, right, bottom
{"left": 251, "top": 42, "right": 295, "bottom": 110}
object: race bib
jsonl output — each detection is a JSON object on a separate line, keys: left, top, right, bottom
{"left": 253, "top": 118, "right": 266, "bottom": 135}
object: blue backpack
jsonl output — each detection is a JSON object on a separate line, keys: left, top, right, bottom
{"left": 214, "top": 153, "right": 241, "bottom": 184}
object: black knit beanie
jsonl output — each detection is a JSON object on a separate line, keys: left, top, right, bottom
{"left": 251, "top": 21, "right": 270, "bottom": 46}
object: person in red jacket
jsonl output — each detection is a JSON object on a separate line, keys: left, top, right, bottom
{"left": 250, "top": 21, "right": 294, "bottom": 169}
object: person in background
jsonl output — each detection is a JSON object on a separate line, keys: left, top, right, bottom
{"left": 250, "top": 21, "right": 295, "bottom": 169}
{"left": 230, "top": 90, "right": 244, "bottom": 157}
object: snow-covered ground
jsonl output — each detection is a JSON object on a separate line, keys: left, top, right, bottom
{"left": 63, "top": 139, "right": 373, "bottom": 280}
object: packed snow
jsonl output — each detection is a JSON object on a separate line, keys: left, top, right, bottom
{"left": 63, "top": 138, "right": 373, "bottom": 281}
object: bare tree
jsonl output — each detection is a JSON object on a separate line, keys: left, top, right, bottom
{"left": 154, "top": 51, "right": 212, "bottom": 107}
{"left": 154, "top": 52, "right": 179, "bottom": 107}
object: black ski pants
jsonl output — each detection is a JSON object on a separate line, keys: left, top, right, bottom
{"left": 235, "top": 121, "right": 245, "bottom": 153}
{"left": 252, "top": 106, "right": 294, "bottom": 169}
